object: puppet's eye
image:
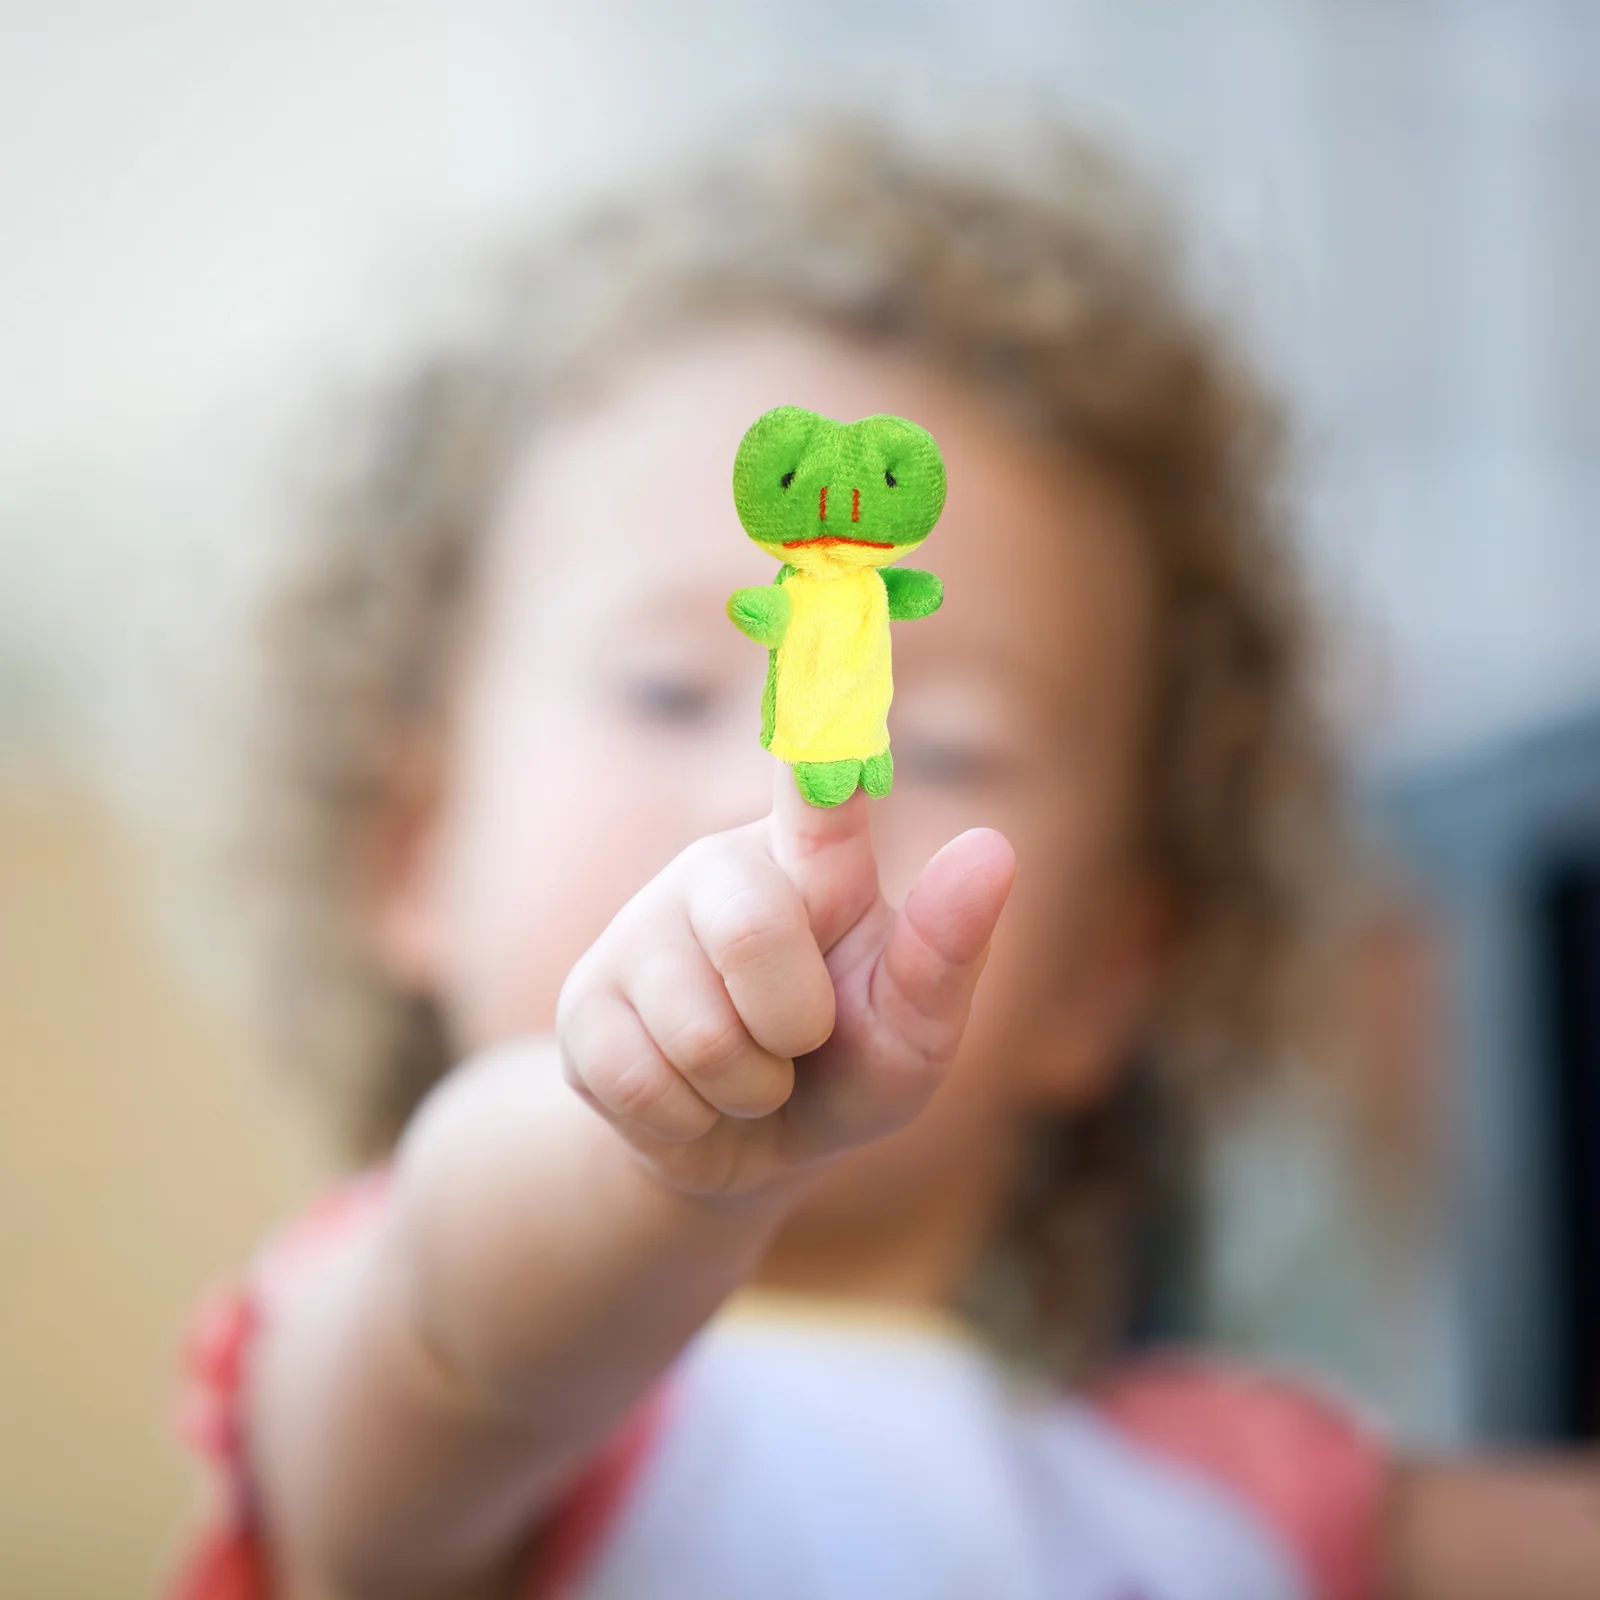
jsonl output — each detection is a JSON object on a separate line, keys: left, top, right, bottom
{"left": 884, "top": 470, "right": 897, "bottom": 488}
{"left": 780, "top": 471, "right": 795, "bottom": 489}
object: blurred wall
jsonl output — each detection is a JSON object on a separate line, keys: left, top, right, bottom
{"left": 0, "top": 789, "right": 320, "bottom": 1591}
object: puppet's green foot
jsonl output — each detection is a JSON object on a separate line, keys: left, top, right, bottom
{"left": 792, "top": 759, "right": 861, "bottom": 807}
{"left": 860, "top": 748, "right": 893, "bottom": 798}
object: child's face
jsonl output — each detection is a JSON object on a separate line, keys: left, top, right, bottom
{"left": 379, "top": 320, "right": 1162, "bottom": 1243}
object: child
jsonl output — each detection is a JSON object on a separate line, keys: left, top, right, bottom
{"left": 175, "top": 119, "right": 1598, "bottom": 1599}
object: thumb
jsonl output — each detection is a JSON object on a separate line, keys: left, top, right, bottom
{"left": 870, "top": 826, "right": 1017, "bottom": 1064}
{"left": 765, "top": 758, "right": 881, "bottom": 953}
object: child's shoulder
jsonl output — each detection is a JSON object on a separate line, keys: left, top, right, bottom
{"left": 1082, "top": 1352, "right": 1389, "bottom": 1600}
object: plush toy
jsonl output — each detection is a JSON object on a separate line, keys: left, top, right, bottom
{"left": 728, "top": 406, "right": 946, "bottom": 807}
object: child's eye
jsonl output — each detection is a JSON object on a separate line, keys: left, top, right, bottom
{"left": 622, "top": 676, "right": 717, "bottom": 725}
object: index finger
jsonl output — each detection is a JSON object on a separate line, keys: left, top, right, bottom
{"left": 765, "top": 757, "right": 880, "bottom": 954}
{"left": 769, "top": 755, "right": 871, "bottom": 853}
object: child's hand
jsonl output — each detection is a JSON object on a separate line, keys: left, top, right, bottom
{"left": 557, "top": 766, "right": 1016, "bottom": 1196}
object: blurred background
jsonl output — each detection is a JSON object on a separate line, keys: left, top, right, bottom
{"left": 1, "top": 1, "right": 1596, "bottom": 1589}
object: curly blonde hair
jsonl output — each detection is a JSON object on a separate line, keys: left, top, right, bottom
{"left": 239, "top": 114, "right": 1341, "bottom": 1365}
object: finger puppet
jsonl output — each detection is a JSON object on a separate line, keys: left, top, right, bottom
{"left": 728, "top": 406, "right": 946, "bottom": 807}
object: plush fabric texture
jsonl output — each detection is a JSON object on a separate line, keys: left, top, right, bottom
{"left": 728, "top": 407, "right": 946, "bottom": 805}
{"left": 881, "top": 565, "right": 944, "bottom": 620}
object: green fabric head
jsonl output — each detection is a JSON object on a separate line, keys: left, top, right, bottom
{"left": 732, "top": 406, "right": 946, "bottom": 572}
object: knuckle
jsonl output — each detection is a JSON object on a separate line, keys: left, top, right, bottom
{"left": 554, "top": 972, "right": 584, "bottom": 1039}
{"left": 596, "top": 1047, "right": 679, "bottom": 1124}
{"left": 558, "top": 992, "right": 718, "bottom": 1140}
{"left": 555, "top": 977, "right": 602, "bottom": 1059}
{"left": 704, "top": 884, "right": 799, "bottom": 976}
{"left": 896, "top": 1003, "right": 954, "bottom": 1075}
{"left": 664, "top": 1009, "right": 750, "bottom": 1079}
{"left": 563, "top": 997, "right": 651, "bottom": 1108}
{"left": 558, "top": 1035, "right": 590, "bottom": 1097}
{"left": 674, "top": 834, "right": 724, "bottom": 880}
{"left": 555, "top": 948, "right": 610, "bottom": 1038}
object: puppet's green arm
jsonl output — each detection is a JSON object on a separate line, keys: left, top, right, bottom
{"left": 729, "top": 567, "right": 794, "bottom": 752}
{"left": 881, "top": 567, "right": 943, "bottom": 620}
{"left": 727, "top": 579, "right": 792, "bottom": 646}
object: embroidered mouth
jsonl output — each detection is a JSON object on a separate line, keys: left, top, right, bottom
{"left": 780, "top": 535, "right": 895, "bottom": 550}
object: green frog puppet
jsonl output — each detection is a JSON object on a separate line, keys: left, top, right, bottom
{"left": 727, "top": 406, "right": 946, "bottom": 807}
